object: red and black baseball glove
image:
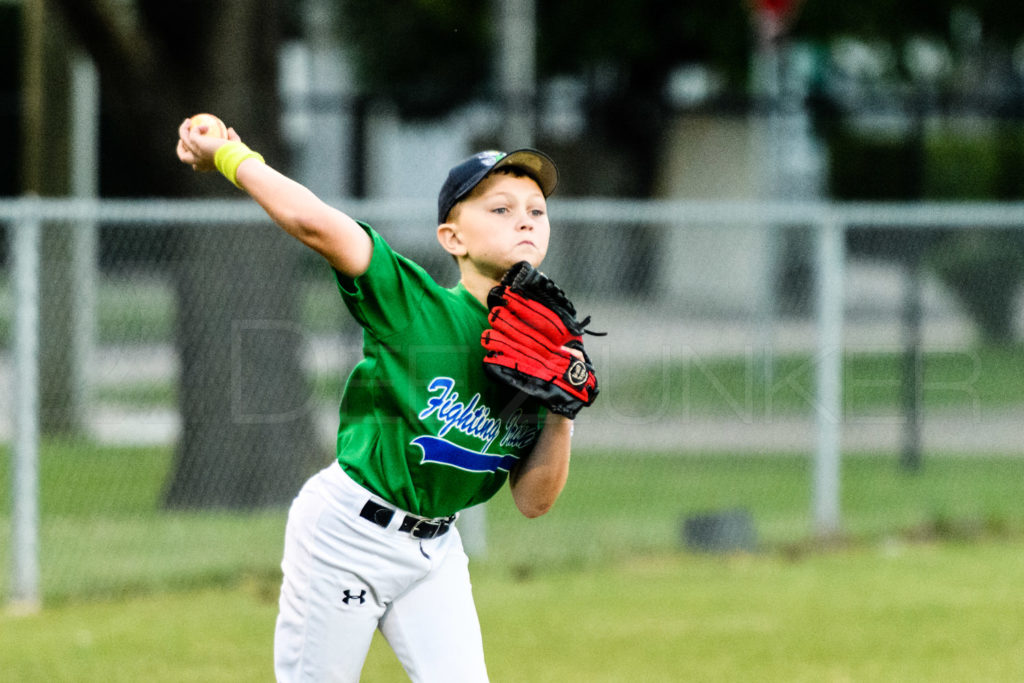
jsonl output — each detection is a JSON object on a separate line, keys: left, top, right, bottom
{"left": 481, "top": 261, "right": 601, "bottom": 419}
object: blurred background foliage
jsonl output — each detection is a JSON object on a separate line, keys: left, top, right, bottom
{"left": 2, "top": 1, "right": 1024, "bottom": 346}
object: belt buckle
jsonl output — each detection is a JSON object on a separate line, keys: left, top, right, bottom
{"left": 407, "top": 517, "right": 437, "bottom": 539}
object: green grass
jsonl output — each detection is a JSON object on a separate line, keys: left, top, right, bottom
{"left": 96, "top": 380, "right": 177, "bottom": 407}
{"left": 474, "top": 543, "right": 1024, "bottom": 682}
{"left": 3, "top": 542, "right": 1024, "bottom": 682}
{"left": 1, "top": 441, "right": 1023, "bottom": 680}
{"left": 2, "top": 442, "right": 1023, "bottom": 604}
{"left": 608, "top": 346, "right": 1024, "bottom": 416}
{"left": 1, "top": 584, "right": 276, "bottom": 682}
{"left": 484, "top": 450, "right": 1024, "bottom": 571}
{"left": 0, "top": 442, "right": 287, "bottom": 603}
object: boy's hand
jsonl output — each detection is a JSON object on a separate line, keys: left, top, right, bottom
{"left": 175, "top": 117, "right": 240, "bottom": 172}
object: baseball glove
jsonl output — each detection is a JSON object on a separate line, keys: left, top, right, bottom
{"left": 481, "top": 261, "right": 601, "bottom": 419}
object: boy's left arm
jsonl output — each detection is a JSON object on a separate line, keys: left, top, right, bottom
{"left": 508, "top": 415, "right": 574, "bottom": 518}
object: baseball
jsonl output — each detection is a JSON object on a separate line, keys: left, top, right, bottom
{"left": 189, "top": 113, "right": 227, "bottom": 138}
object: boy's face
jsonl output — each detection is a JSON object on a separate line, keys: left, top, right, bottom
{"left": 442, "top": 172, "right": 550, "bottom": 278}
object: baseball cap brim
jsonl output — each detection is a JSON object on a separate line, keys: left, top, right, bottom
{"left": 492, "top": 149, "right": 559, "bottom": 198}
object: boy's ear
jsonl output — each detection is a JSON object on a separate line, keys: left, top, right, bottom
{"left": 436, "top": 223, "right": 467, "bottom": 257}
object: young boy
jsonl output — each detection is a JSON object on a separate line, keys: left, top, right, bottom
{"left": 176, "top": 118, "right": 585, "bottom": 681}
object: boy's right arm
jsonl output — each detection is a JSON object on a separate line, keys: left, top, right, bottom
{"left": 176, "top": 118, "right": 372, "bottom": 278}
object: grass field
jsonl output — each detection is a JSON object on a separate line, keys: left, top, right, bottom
{"left": 3, "top": 334, "right": 1023, "bottom": 679}
{"left": 3, "top": 540, "right": 1023, "bottom": 681}
{"left": 606, "top": 345, "right": 1024, "bottom": 415}
{"left": 3, "top": 443, "right": 1023, "bottom": 600}
{"left": 3, "top": 442, "right": 1024, "bottom": 680}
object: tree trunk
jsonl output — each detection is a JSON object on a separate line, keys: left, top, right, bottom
{"left": 162, "top": 0, "right": 323, "bottom": 508}
{"left": 53, "top": 0, "right": 324, "bottom": 508}
{"left": 22, "top": 0, "right": 83, "bottom": 435}
{"left": 165, "top": 220, "right": 320, "bottom": 508}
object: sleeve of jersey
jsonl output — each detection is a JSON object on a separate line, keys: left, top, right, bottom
{"left": 333, "top": 223, "right": 434, "bottom": 337}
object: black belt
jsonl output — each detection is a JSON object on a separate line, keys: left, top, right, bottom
{"left": 359, "top": 500, "right": 455, "bottom": 539}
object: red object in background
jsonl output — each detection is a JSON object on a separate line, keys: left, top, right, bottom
{"left": 757, "top": 0, "right": 795, "bottom": 15}
{"left": 750, "top": 0, "right": 802, "bottom": 42}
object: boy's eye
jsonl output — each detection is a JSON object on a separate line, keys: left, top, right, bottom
{"left": 492, "top": 207, "right": 508, "bottom": 215}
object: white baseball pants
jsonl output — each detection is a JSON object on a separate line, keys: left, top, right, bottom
{"left": 274, "top": 462, "right": 489, "bottom": 682}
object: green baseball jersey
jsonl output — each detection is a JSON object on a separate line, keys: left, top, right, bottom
{"left": 333, "top": 223, "right": 544, "bottom": 518}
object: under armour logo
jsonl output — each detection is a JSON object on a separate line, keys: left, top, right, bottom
{"left": 342, "top": 589, "right": 367, "bottom": 605}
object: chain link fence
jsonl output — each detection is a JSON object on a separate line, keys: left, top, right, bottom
{"left": 3, "top": 197, "right": 1024, "bottom": 606}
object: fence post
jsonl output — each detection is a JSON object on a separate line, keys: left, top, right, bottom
{"left": 10, "top": 207, "right": 42, "bottom": 613}
{"left": 813, "top": 214, "right": 844, "bottom": 538}
{"left": 69, "top": 51, "right": 100, "bottom": 434}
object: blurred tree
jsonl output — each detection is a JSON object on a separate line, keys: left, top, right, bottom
{"left": 334, "top": 0, "right": 1024, "bottom": 195}
{"left": 336, "top": 0, "right": 752, "bottom": 195}
{"left": 51, "top": 0, "right": 323, "bottom": 508}
{"left": 1, "top": 6, "right": 20, "bottom": 197}
{"left": 337, "top": 1, "right": 755, "bottom": 111}
{"left": 800, "top": 1, "right": 1024, "bottom": 345}
{"left": 797, "top": 0, "right": 1024, "bottom": 45}
{"left": 20, "top": 0, "right": 80, "bottom": 435}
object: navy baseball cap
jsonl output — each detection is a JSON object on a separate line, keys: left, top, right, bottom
{"left": 437, "top": 149, "right": 559, "bottom": 224}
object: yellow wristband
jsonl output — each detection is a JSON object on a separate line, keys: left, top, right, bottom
{"left": 213, "top": 141, "right": 265, "bottom": 188}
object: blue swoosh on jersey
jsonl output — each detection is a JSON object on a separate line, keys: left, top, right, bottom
{"left": 411, "top": 435, "right": 519, "bottom": 473}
